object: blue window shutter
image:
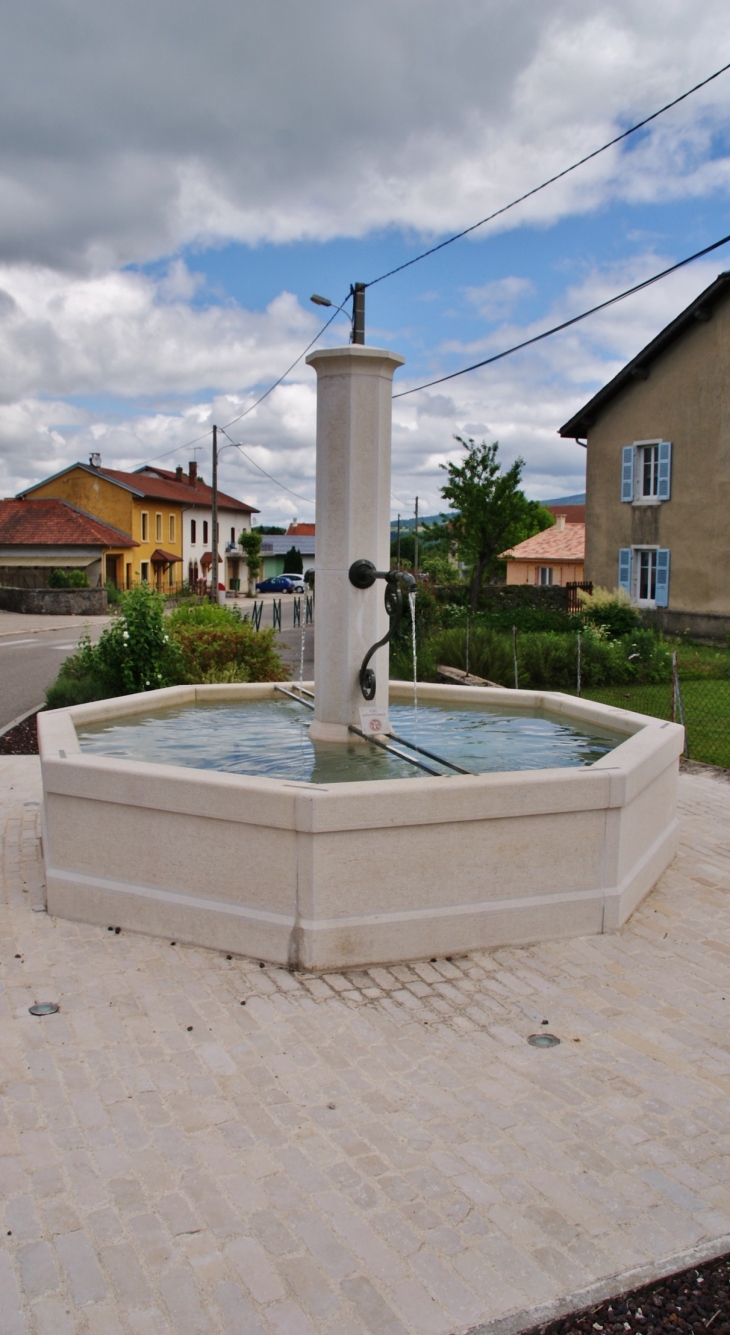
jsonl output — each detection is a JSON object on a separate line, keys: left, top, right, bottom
{"left": 621, "top": 445, "right": 634, "bottom": 501}
{"left": 657, "top": 440, "right": 672, "bottom": 500}
{"left": 655, "top": 549, "right": 670, "bottom": 607}
{"left": 618, "top": 548, "right": 632, "bottom": 594}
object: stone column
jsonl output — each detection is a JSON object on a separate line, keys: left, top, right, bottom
{"left": 305, "top": 345, "right": 405, "bottom": 742}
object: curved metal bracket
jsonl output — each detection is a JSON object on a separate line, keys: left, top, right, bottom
{"left": 348, "top": 560, "right": 416, "bottom": 701}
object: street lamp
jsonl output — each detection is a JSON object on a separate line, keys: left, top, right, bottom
{"left": 309, "top": 284, "right": 366, "bottom": 344}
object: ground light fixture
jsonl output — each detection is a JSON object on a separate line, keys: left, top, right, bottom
{"left": 528, "top": 1033, "right": 560, "bottom": 1048}
{"left": 29, "top": 1003, "right": 59, "bottom": 1016}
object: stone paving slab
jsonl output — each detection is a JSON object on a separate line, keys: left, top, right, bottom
{"left": 1, "top": 755, "right": 730, "bottom": 1334}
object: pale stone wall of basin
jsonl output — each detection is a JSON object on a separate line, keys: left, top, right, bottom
{"left": 37, "top": 683, "right": 684, "bottom": 970}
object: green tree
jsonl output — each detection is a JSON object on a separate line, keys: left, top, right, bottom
{"left": 239, "top": 531, "right": 262, "bottom": 592}
{"left": 283, "top": 545, "right": 303, "bottom": 574}
{"left": 438, "top": 437, "right": 553, "bottom": 611}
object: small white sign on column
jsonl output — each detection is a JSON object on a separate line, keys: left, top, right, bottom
{"left": 359, "top": 706, "right": 390, "bottom": 737}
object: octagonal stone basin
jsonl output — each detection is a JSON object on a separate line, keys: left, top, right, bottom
{"left": 37, "top": 682, "right": 684, "bottom": 971}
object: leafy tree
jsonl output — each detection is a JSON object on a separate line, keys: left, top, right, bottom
{"left": 437, "top": 437, "right": 553, "bottom": 611}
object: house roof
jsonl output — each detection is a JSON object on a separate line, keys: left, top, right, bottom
{"left": 559, "top": 271, "right": 730, "bottom": 440}
{"left": 150, "top": 549, "right": 182, "bottom": 564}
{"left": 0, "top": 498, "right": 138, "bottom": 548}
{"left": 135, "top": 465, "right": 258, "bottom": 514}
{"left": 500, "top": 523, "right": 585, "bottom": 563}
{"left": 287, "top": 522, "right": 315, "bottom": 536}
{"left": 260, "top": 534, "right": 316, "bottom": 557}
{"left": 19, "top": 461, "right": 258, "bottom": 514}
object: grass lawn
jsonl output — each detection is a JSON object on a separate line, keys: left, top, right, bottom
{"left": 577, "top": 680, "right": 730, "bottom": 769}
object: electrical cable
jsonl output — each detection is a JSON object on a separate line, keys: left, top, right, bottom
{"left": 393, "top": 230, "right": 730, "bottom": 399}
{"left": 221, "top": 298, "right": 349, "bottom": 431}
{"left": 219, "top": 427, "right": 315, "bottom": 506}
{"left": 366, "top": 60, "right": 730, "bottom": 289}
{"left": 137, "top": 297, "right": 350, "bottom": 469}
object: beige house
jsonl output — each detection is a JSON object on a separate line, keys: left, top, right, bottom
{"left": 500, "top": 516, "right": 585, "bottom": 586}
{"left": 559, "top": 270, "right": 730, "bottom": 639}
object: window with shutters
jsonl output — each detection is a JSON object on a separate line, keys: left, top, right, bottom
{"left": 537, "top": 567, "right": 553, "bottom": 585}
{"left": 630, "top": 547, "right": 670, "bottom": 608}
{"left": 621, "top": 441, "right": 672, "bottom": 503}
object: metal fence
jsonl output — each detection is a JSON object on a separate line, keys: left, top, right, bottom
{"left": 565, "top": 581, "right": 593, "bottom": 614}
{"left": 576, "top": 676, "right": 730, "bottom": 769}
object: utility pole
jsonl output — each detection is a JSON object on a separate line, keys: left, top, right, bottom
{"left": 351, "top": 283, "right": 366, "bottom": 344}
{"left": 396, "top": 514, "right": 401, "bottom": 571}
{"left": 413, "top": 496, "right": 419, "bottom": 579}
{"left": 211, "top": 424, "right": 219, "bottom": 603}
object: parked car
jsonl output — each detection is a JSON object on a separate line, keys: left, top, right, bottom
{"left": 255, "top": 574, "right": 305, "bottom": 594}
{"left": 281, "top": 572, "right": 307, "bottom": 592}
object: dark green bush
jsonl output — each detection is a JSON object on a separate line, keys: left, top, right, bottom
{"left": 48, "top": 568, "right": 90, "bottom": 588}
{"left": 172, "top": 623, "right": 285, "bottom": 683}
{"left": 407, "top": 624, "right": 672, "bottom": 689}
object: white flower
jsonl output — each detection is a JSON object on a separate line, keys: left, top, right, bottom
{"left": 122, "top": 630, "right": 129, "bottom": 639}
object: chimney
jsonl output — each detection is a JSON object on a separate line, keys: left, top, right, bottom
{"left": 555, "top": 514, "right": 566, "bottom": 532}
{"left": 175, "top": 465, "right": 184, "bottom": 482}
{"left": 89, "top": 452, "right": 101, "bottom": 469}
{"left": 188, "top": 461, "right": 198, "bottom": 486}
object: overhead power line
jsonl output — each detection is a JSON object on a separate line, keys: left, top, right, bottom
{"left": 221, "top": 299, "right": 348, "bottom": 431}
{"left": 139, "top": 298, "right": 349, "bottom": 469}
{"left": 393, "top": 231, "right": 730, "bottom": 399}
{"left": 219, "top": 427, "right": 315, "bottom": 506}
{"left": 366, "top": 60, "right": 730, "bottom": 289}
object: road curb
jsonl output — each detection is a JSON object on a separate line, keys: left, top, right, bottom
{"left": 0, "top": 704, "right": 44, "bottom": 740}
{"left": 465, "top": 1233, "right": 730, "bottom": 1335}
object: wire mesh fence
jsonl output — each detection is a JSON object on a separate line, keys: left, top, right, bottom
{"left": 573, "top": 678, "right": 730, "bottom": 769}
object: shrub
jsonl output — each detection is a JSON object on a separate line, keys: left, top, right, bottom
{"left": 578, "top": 585, "right": 639, "bottom": 638}
{"left": 104, "top": 580, "right": 122, "bottom": 605}
{"left": 46, "top": 586, "right": 180, "bottom": 708}
{"left": 167, "top": 600, "right": 242, "bottom": 628}
{"left": 406, "top": 624, "right": 672, "bottom": 689}
{"left": 172, "top": 623, "right": 285, "bottom": 683}
{"left": 48, "top": 568, "right": 90, "bottom": 588}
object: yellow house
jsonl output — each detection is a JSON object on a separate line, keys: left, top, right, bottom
{"left": 20, "top": 458, "right": 186, "bottom": 591}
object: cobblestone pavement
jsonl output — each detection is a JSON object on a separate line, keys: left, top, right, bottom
{"left": 2, "top": 756, "right": 730, "bottom": 1335}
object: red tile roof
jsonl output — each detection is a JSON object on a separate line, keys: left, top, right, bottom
{"left": 287, "top": 522, "right": 315, "bottom": 536}
{"left": 546, "top": 503, "right": 585, "bottom": 525}
{"left": 150, "top": 549, "right": 182, "bottom": 564}
{"left": 501, "top": 523, "right": 585, "bottom": 563}
{"left": 0, "top": 499, "right": 137, "bottom": 548}
{"left": 133, "top": 465, "right": 257, "bottom": 513}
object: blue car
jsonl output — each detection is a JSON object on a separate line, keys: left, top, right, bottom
{"left": 255, "top": 574, "right": 305, "bottom": 594}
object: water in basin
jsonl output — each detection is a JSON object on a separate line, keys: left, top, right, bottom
{"left": 76, "top": 697, "right": 622, "bottom": 784}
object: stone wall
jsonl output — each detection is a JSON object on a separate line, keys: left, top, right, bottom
{"left": 0, "top": 587, "right": 108, "bottom": 615}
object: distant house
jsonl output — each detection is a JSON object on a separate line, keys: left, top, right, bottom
{"left": 500, "top": 516, "right": 585, "bottom": 587}
{"left": 135, "top": 462, "right": 258, "bottom": 592}
{"left": 19, "top": 455, "right": 257, "bottom": 594}
{"left": 260, "top": 520, "right": 316, "bottom": 579}
{"left": 0, "top": 498, "right": 138, "bottom": 588}
{"left": 544, "top": 493, "right": 586, "bottom": 525}
{"left": 559, "top": 271, "right": 730, "bottom": 638}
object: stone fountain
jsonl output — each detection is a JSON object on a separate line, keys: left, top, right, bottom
{"left": 37, "top": 343, "right": 684, "bottom": 969}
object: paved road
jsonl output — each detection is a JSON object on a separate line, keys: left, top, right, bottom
{"left": 0, "top": 614, "right": 109, "bottom": 729}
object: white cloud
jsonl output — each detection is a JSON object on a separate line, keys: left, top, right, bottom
{"left": 0, "top": 1, "right": 728, "bottom": 269}
{"left": 1, "top": 1, "right": 729, "bottom": 517}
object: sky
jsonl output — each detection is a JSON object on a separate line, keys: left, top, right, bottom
{"left": 1, "top": 0, "right": 730, "bottom": 524}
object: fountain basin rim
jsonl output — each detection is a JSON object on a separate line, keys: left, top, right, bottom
{"left": 37, "top": 682, "right": 683, "bottom": 970}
